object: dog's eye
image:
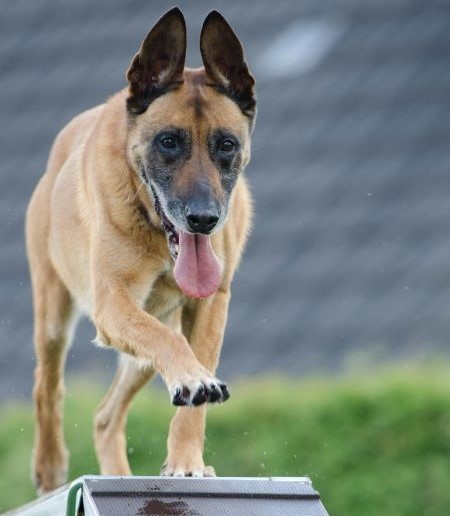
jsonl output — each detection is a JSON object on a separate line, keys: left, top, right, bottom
{"left": 160, "top": 137, "right": 177, "bottom": 149}
{"left": 219, "top": 139, "right": 236, "bottom": 153}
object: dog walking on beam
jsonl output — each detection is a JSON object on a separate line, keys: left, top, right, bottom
{"left": 26, "top": 8, "right": 256, "bottom": 494}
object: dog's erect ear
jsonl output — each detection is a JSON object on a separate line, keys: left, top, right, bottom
{"left": 126, "top": 7, "right": 186, "bottom": 114}
{"left": 200, "top": 11, "right": 256, "bottom": 119}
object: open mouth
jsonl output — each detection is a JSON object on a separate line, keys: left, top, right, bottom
{"left": 151, "top": 186, "right": 222, "bottom": 299}
{"left": 151, "top": 186, "right": 180, "bottom": 261}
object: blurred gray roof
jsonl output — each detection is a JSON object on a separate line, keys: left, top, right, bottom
{"left": 1, "top": 0, "right": 450, "bottom": 400}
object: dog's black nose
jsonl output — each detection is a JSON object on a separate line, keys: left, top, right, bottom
{"left": 185, "top": 209, "right": 219, "bottom": 234}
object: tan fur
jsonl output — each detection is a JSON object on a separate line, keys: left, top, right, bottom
{"left": 26, "top": 67, "right": 252, "bottom": 493}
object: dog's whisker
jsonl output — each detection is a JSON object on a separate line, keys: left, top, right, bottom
{"left": 131, "top": 179, "right": 146, "bottom": 203}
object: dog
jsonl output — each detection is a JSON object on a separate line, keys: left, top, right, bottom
{"left": 25, "top": 7, "right": 256, "bottom": 494}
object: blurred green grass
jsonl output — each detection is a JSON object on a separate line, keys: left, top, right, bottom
{"left": 1, "top": 365, "right": 449, "bottom": 515}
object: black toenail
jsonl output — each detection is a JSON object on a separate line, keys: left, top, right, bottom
{"left": 172, "top": 388, "right": 187, "bottom": 406}
{"left": 220, "top": 384, "right": 230, "bottom": 401}
{"left": 192, "top": 386, "right": 207, "bottom": 406}
{"left": 208, "top": 384, "right": 221, "bottom": 402}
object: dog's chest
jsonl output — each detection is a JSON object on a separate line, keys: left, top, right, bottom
{"left": 144, "top": 266, "right": 186, "bottom": 322}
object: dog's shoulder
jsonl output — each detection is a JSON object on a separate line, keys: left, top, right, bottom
{"left": 57, "top": 104, "right": 105, "bottom": 150}
{"left": 46, "top": 103, "right": 106, "bottom": 177}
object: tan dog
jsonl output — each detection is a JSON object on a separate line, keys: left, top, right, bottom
{"left": 25, "top": 8, "right": 256, "bottom": 494}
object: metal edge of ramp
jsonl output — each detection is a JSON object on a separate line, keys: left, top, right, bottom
{"left": 82, "top": 476, "right": 329, "bottom": 516}
{"left": 4, "top": 476, "right": 329, "bottom": 516}
{"left": 2, "top": 479, "right": 82, "bottom": 516}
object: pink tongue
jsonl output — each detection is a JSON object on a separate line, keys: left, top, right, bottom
{"left": 174, "top": 232, "right": 222, "bottom": 298}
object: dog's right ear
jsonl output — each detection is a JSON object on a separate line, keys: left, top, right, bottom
{"left": 126, "top": 7, "right": 186, "bottom": 114}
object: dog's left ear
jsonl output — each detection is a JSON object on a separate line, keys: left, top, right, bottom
{"left": 126, "top": 7, "right": 186, "bottom": 114}
{"left": 200, "top": 11, "right": 256, "bottom": 120}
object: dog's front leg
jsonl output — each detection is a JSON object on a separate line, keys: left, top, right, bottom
{"left": 162, "top": 289, "right": 231, "bottom": 477}
{"left": 92, "top": 276, "right": 229, "bottom": 407}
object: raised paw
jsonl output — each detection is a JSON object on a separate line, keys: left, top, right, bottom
{"left": 171, "top": 380, "right": 230, "bottom": 407}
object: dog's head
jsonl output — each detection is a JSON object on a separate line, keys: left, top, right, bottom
{"left": 125, "top": 8, "right": 256, "bottom": 298}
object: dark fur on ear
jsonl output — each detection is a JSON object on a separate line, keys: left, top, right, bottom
{"left": 126, "top": 7, "right": 186, "bottom": 114}
{"left": 200, "top": 11, "right": 256, "bottom": 120}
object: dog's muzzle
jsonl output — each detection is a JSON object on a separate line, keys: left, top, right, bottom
{"left": 150, "top": 185, "right": 222, "bottom": 299}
